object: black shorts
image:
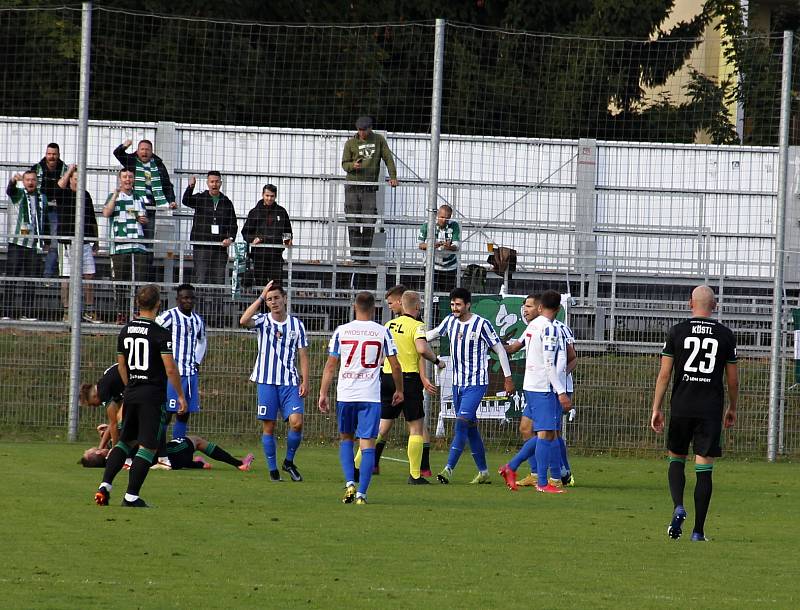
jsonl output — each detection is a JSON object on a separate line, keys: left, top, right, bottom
{"left": 667, "top": 416, "right": 723, "bottom": 458}
{"left": 166, "top": 437, "right": 195, "bottom": 469}
{"left": 119, "top": 386, "right": 167, "bottom": 450}
{"left": 380, "top": 372, "right": 424, "bottom": 422}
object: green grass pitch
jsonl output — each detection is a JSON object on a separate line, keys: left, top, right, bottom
{"left": 1, "top": 442, "right": 797, "bottom": 609}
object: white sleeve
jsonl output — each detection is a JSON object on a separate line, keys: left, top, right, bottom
{"left": 491, "top": 342, "right": 512, "bottom": 377}
{"left": 542, "top": 326, "right": 566, "bottom": 395}
{"left": 194, "top": 319, "right": 207, "bottom": 364}
{"left": 425, "top": 316, "right": 449, "bottom": 342}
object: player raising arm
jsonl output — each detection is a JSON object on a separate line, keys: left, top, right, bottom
{"left": 318, "top": 291, "right": 403, "bottom": 505}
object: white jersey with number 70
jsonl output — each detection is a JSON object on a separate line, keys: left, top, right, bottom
{"left": 328, "top": 320, "right": 398, "bottom": 403}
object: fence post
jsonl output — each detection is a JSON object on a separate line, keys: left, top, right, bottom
{"left": 68, "top": 1, "right": 93, "bottom": 442}
{"left": 767, "top": 30, "right": 793, "bottom": 462}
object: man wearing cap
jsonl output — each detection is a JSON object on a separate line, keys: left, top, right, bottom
{"left": 341, "top": 116, "right": 398, "bottom": 264}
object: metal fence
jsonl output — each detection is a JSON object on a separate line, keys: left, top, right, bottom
{"left": 0, "top": 5, "right": 798, "bottom": 459}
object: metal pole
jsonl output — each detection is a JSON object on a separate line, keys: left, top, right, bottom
{"left": 68, "top": 1, "right": 92, "bottom": 442}
{"left": 423, "top": 19, "right": 445, "bottom": 332}
{"left": 767, "top": 30, "right": 793, "bottom": 462}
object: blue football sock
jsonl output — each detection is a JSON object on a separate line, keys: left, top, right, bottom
{"left": 358, "top": 448, "right": 375, "bottom": 495}
{"left": 286, "top": 430, "right": 302, "bottom": 463}
{"left": 509, "top": 437, "right": 537, "bottom": 471}
{"left": 261, "top": 434, "right": 277, "bottom": 471}
{"left": 534, "top": 438, "right": 552, "bottom": 486}
{"left": 558, "top": 436, "right": 571, "bottom": 475}
{"left": 339, "top": 440, "right": 355, "bottom": 484}
{"left": 447, "top": 419, "right": 469, "bottom": 470}
{"left": 466, "top": 424, "right": 487, "bottom": 472}
{"left": 549, "top": 439, "right": 562, "bottom": 482}
{"left": 172, "top": 420, "right": 188, "bottom": 439}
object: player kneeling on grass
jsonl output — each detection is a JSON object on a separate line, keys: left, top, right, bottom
{"left": 94, "top": 284, "right": 188, "bottom": 508}
{"left": 241, "top": 281, "right": 309, "bottom": 482}
{"left": 82, "top": 435, "right": 254, "bottom": 472}
{"left": 498, "top": 290, "right": 570, "bottom": 494}
{"left": 318, "top": 291, "right": 404, "bottom": 505}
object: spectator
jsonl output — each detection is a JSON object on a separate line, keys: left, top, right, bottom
{"left": 341, "top": 116, "right": 398, "bottom": 263}
{"left": 31, "top": 143, "right": 67, "bottom": 278}
{"left": 56, "top": 164, "right": 100, "bottom": 323}
{"left": 241, "top": 184, "right": 293, "bottom": 288}
{"left": 3, "top": 170, "right": 49, "bottom": 321}
{"left": 113, "top": 138, "right": 176, "bottom": 281}
{"left": 418, "top": 204, "right": 461, "bottom": 294}
{"left": 102, "top": 169, "right": 148, "bottom": 325}
{"left": 182, "top": 171, "right": 238, "bottom": 286}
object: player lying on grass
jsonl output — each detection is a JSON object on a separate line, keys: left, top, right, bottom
{"left": 81, "top": 434, "right": 253, "bottom": 472}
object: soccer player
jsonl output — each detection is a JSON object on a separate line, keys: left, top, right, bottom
{"left": 426, "top": 287, "right": 514, "bottom": 485}
{"left": 651, "top": 285, "right": 738, "bottom": 542}
{"left": 318, "top": 291, "right": 404, "bottom": 504}
{"left": 551, "top": 314, "right": 577, "bottom": 487}
{"left": 156, "top": 284, "right": 207, "bottom": 441}
{"left": 80, "top": 363, "right": 125, "bottom": 447}
{"left": 240, "top": 281, "right": 309, "bottom": 482}
{"left": 94, "top": 284, "right": 188, "bottom": 508}
{"left": 498, "top": 290, "right": 569, "bottom": 493}
{"left": 166, "top": 436, "right": 254, "bottom": 471}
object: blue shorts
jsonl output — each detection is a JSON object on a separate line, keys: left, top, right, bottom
{"left": 167, "top": 374, "right": 200, "bottom": 413}
{"left": 257, "top": 383, "right": 304, "bottom": 421}
{"left": 337, "top": 401, "right": 381, "bottom": 439}
{"left": 526, "top": 390, "right": 561, "bottom": 431}
{"left": 453, "top": 384, "right": 488, "bottom": 422}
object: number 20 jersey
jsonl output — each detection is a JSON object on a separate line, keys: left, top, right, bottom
{"left": 328, "top": 320, "right": 397, "bottom": 403}
{"left": 117, "top": 317, "right": 173, "bottom": 393}
{"left": 662, "top": 317, "right": 737, "bottom": 419}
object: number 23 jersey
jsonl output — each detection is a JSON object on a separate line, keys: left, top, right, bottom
{"left": 117, "top": 317, "right": 173, "bottom": 392}
{"left": 662, "top": 317, "right": 737, "bottom": 419}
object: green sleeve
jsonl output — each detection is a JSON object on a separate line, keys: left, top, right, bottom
{"left": 380, "top": 136, "right": 397, "bottom": 180}
{"left": 418, "top": 222, "right": 427, "bottom": 242}
{"left": 451, "top": 222, "right": 461, "bottom": 242}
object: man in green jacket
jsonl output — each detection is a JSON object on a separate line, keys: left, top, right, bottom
{"left": 341, "top": 116, "right": 398, "bottom": 264}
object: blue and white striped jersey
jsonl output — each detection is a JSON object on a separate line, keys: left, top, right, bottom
{"left": 249, "top": 313, "right": 308, "bottom": 386}
{"left": 430, "top": 314, "right": 500, "bottom": 387}
{"left": 552, "top": 319, "right": 575, "bottom": 393}
{"left": 156, "top": 307, "right": 206, "bottom": 376}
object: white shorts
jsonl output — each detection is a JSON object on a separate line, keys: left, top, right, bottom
{"left": 59, "top": 243, "right": 96, "bottom": 277}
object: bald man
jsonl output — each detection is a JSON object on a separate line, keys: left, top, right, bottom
{"left": 651, "top": 285, "right": 738, "bottom": 542}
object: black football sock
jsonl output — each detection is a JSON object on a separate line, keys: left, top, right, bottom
{"left": 374, "top": 436, "right": 386, "bottom": 466}
{"left": 101, "top": 442, "right": 132, "bottom": 487}
{"left": 126, "top": 447, "right": 155, "bottom": 497}
{"left": 668, "top": 457, "right": 686, "bottom": 508}
{"left": 203, "top": 442, "right": 242, "bottom": 467}
{"left": 693, "top": 464, "right": 714, "bottom": 536}
{"left": 421, "top": 443, "right": 431, "bottom": 471}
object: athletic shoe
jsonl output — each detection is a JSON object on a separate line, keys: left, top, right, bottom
{"left": 517, "top": 473, "right": 538, "bottom": 487}
{"left": 62, "top": 311, "right": 70, "bottom": 323}
{"left": 94, "top": 487, "right": 109, "bottom": 506}
{"left": 469, "top": 471, "right": 492, "bottom": 485}
{"left": 561, "top": 472, "right": 576, "bottom": 487}
{"left": 536, "top": 483, "right": 566, "bottom": 494}
{"left": 282, "top": 460, "right": 303, "bottom": 482}
{"left": 268, "top": 469, "right": 283, "bottom": 482}
{"left": 82, "top": 312, "right": 102, "bottom": 324}
{"left": 121, "top": 497, "right": 149, "bottom": 508}
{"left": 342, "top": 484, "right": 357, "bottom": 504}
{"left": 150, "top": 456, "right": 172, "bottom": 470}
{"left": 420, "top": 469, "right": 433, "bottom": 478}
{"left": 437, "top": 466, "right": 452, "bottom": 484}
{"left": 690, "top": 532, "right": 710, "bottom": 542}
{"left": 193, "top": 456, "right": 212, "bottom": 470}
{"left": 238, "top": 453, "right": 255, "bottom": 472}
{"left": 122, "top": 458, "right": 132, "bottom": 470}
{"left": 668, "top": 506, "right": 687, "bottom": 540}
{"left": 355, "top": 496, "right": 368, "bottom": 505}
{"left": 19, "top": 316, "right": 38, "bottom": 322}
{"left": 548, "top": 477, "right": 563, "bottom": 489}
{"left": 498, "top": 464, "right": 518, "bottom": 491}
{"left": 408, "top": 475, "right": 431, "bottom": 485}
{"left": 372, "top": 464, "right": 380, "bottom": 475}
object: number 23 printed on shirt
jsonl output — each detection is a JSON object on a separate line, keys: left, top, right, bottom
{"left": 683, "top": 336, "right": 718, "bottom": 374}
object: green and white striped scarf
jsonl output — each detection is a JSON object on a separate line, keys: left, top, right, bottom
{"left": 133, "top": 159, "right": 167, "bottom": 208}
{"left": 107, "top": 191, "right": 148, "bottom": 255}
{"left": 8, "top": 187, "right": 46, "bottom": 251}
